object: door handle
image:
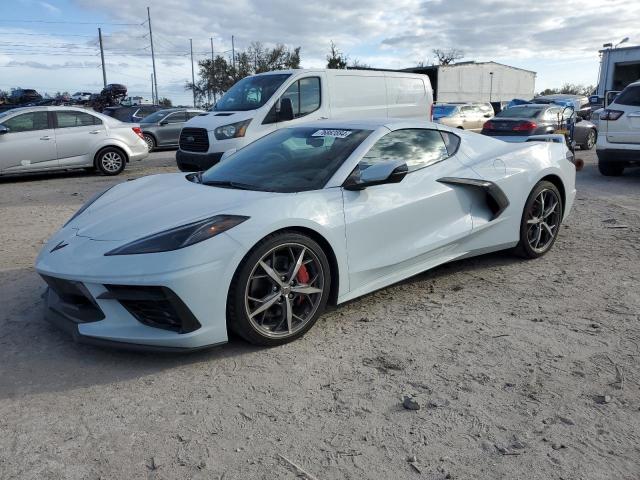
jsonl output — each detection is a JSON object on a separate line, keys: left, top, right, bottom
{"left": 40, "top": 136, "right": 51, "bottom": 140}
{"left": 627, "top": 112, "right": 640, "bottom": 118}
{"left": 89, "top": 130, "right": 101, "bottom": 134}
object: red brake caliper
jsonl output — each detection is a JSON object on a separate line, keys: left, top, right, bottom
{"left": 295, "top": 264, "right": 310, "bottom": 305}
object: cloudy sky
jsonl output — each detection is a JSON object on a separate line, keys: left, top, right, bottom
{"left": 1, "top": 0, "right": 637, "bottom": 105}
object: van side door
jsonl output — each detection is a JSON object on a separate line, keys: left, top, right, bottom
{"left": 263, "top": 73, "right": 328, "bottom": 128}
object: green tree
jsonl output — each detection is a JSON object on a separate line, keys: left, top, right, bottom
{"left": 326, "top": 41, "right": 347, "bottom": 69}
{"left": 538, "top": 84, "right": 595, "bottom": 96}
{"left": 186, "top": 41, "right": 302, "bottom": 107}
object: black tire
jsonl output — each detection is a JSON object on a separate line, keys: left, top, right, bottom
{"left": 598, "top": 160, "right": 624, "bottom": 176}
{"left": 581, "top": 129, "right": 597, "bottom": 150}
{"left": 143, "top": 133, "right": 156, "bottom": 151}
{"left": 514, "top": 181, "right": 563, "bottom": 259}
{"left": 95, "top": 147, "right": 126, "bottom": 176}
{"left": 227, "top": 232, "right": 331, "bottom": 346}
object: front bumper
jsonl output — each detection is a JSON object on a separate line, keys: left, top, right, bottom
{"left": 36, "top": 229, "right": 247, "bottom": 351}
{"left": 176, "top": 150, "right": 224, "bottom": 171}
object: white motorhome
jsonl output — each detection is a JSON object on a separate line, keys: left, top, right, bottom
{"left": 176, "top": 69, "right": 433, "bottom": 171}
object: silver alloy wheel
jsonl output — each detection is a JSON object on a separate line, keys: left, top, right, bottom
{"left": 586, "top": 130, "right": 596, "bottom": 149}
{"left": 526, "top": 188, "right": 561, "bottom": 253}
{"left": 144, "top": 134, "right": 155, "bottom": 150}
{"left": 101, "top": 151, "right": 123, "bottom": 173}
{"left": 245, "top": 242, "right": 325, "bottom": 338}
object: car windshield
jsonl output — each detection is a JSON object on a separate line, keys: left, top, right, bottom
{"left": 496, "top": 107, "right": 543, "bottom": 119}
{"left": 213, "top": 74, "right": 291, "bottom": 112}
{"left": 141, "top": 111, "right": 171, "bottom": 123}
{"left": 200, "top": 127, "right": 372, "bottom": 193}
{"left": 433, "top": 105, "right": 458, "bottom": 117}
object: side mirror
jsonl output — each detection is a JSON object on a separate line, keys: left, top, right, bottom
{"left": 484, "top": 113, "right": 492, "bottom": 118}
{"left": 159, "top": 121, "right": 168, "bottom": 126}
{"left": 0, "top": 125, "right": 8, "bottom": 135}
{"left": 276, "top": 97, "right": 294, "bottom": 122}
{"left": 343, "top": 161, "right": 408, "bottom": 191}
{"left": 575, "top": 117, "right": 583, "bottom": 123}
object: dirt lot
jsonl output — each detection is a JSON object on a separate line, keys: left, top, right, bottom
{"left": 1, "top": 150, "right": 639, "bottom": 480}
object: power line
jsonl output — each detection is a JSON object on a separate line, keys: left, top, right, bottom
{"left": 0, "top": 19, "right": 142, "bottom": 26}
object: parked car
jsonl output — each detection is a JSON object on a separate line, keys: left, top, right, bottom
{"left": 433, "top": 103, "right": 493, "bottom": 132}
{"left": 491, "top": 101, "right": 510, "bottom": 115}
{"left": 102, "top": 105, "right": 163, "bottom": 123}
{"left": 176, "top": 69, "right": 433, "bottom": 171}
{"left": 532, "top": 94, "right": 592, "bottom": 120}
{"left": 72, "top": 92, "right": 93, "bottom": 103}
{"left": 596, "top": 80, "right": 640, "bottom": 176}
{"left": 481, "top": 104, "right": 598, "bottom": 150}
{"left": 140, "top": 108, "right": 205, "bottom": 150}
{"left": 9, "top": 88, "right": 42, "bottom": 105}
{"left": 0, "top": 106, "right": 148, "bottom": 176}
{"left": 36, "top": 117, "right": 576, "bottom": 350}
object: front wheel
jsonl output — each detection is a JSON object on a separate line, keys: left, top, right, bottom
{"left": 96, "top": 148, "right": 126, "bottom": 176}
{"left": 227, "top": 232, "right": 331, "bottom": 346}
{"left": 514, "top": 181, "right": 563, "bottom": 259}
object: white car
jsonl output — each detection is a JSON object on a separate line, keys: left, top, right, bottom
{"left": 71, "top": 92, "right": 93, "bottom": 103}
{"left": 596, "top": 80, "right": 640, "bottom": 176}
{"left": 0, "top": 106, "right": 149, "bottom": 176}
{"left": 36, "top": 119, "right": 576, "bottom": 351}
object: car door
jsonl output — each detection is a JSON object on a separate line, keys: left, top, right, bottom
{"left": 342, "top": 128, "right": 475, "bottom": 292}
{"left": 605, "top": 84, "right": 640, "bottom": 145}
{"left": 459, "top": 105, "right": 476, "bottom": 130}
{"left": 156, "top": 111, "right": 186, "bottom": 146}
{"left": 0, "top": 110, "right": 57, "bottom": 173}
{"left": 54, "top": 110, "right": 107, "bottom": 166}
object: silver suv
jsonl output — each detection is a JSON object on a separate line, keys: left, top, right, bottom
{"left": 0, "top": 106, "right": 149, "bottom": 176}
{"left": 433, "top": 102, "right": 494, "bottom": 132}
{"left": 139, "top": 108, "right": 204, "bottom": 151}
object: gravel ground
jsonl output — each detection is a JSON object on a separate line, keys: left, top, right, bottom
{"left": 0, "top": 149, "right": 639, "bottom": 480}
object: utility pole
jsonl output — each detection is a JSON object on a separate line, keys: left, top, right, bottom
{"left": 489, "top": 71, "right": 494, "bottom": 103}
{"left": 98, "top": 28, "right": 107, "bottom": 87}
{"left": 151, "top": 73, "right": 155, "bottom": 104}
{"left": 190, "top": 38, "right": 196, "bottom": 107}
{"left": 231, "top": 35, "right": 236, "bottom": 71}
{"left": 210, "top": 37, "right": 216, "bottom": 104}
{"left": 147, "top": 6, "right": 159, "bottom": 104}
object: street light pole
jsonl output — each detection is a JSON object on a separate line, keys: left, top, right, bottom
{"left": 190, "top": 38, "right": 196, "bottom": 108}
{"left": 147, "top": 7, "right": 159, "bottom": 105}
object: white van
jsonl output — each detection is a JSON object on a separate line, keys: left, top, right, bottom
{"left": 176, "top": 69, "right": 433, "bottom": 171}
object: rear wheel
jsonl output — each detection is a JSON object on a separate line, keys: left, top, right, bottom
{"left": 95, "top": 147, "right": 126, "bottom": 176}
{"left": 143, "top": 133, "right": 156, "bottom": 151}
{"left": 514, "top": 181, "right": 563, "bottom": 259}
{"left": 598, "top": 160, "right": 624, "bottom": 176}
{"left": 228, "top": 232, "right": 331, "bottom": 346}
{"left": 582, "top": 129, "right": 596, "bottom": 150}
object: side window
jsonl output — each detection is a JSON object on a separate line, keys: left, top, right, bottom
{"left": 2, "top": 112, "right": 49, "bottom": 132}
{"left": 55, "top": 111, "right": 101, "bottom": 128}
{"left": 187, "top": 111, "right": 201, "bottom": 119}
{"left": 276, "top": 77, "right": 322, "bottom": 121}
{"left": 461, "top": 106, "right": 473, "bottom": 114}
{"left": 614, "top": 86, "right": 640, "bottom": 107}
{"left": 360, "top": 129, "right": 450, "bottom": 173}
{"left": 165, "top": 112, "right": 186, "bottom": 123}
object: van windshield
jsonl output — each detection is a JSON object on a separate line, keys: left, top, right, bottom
{"left": 213, "top": 74, "right": 291, "bottom": 112}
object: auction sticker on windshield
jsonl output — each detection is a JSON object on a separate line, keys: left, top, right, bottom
{"left": 311, "top": 129, "right": 353, "bottom": 138}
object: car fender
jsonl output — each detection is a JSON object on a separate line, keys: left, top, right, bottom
{"left": 92, "top": 137, "right": 135, "bottom": 161}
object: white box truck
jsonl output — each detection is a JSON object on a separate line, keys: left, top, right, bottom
{"left": 176, "top": 69, "right": 433, "bottom": 171}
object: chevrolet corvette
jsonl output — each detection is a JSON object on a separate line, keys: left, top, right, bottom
{"left": 36, "top": 119, "right": 576, "bottom": 351}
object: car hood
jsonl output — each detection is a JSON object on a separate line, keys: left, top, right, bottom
{"left": 70, "top": 173, "right": 276, "bottom": 241}
{"left": 184, "top": 110, "right": 254, "bottom": 131}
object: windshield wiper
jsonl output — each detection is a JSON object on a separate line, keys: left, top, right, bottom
{"left": 201, "top": 180, "right": 275, "bottom": 192}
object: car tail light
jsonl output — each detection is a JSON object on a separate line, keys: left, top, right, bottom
{"left": 513, "top": 121, "right": 537, "bottom": 131}
{"left": 132, "top": 126, "right": 145, "bottom": 139}
{"left": 600, "top": 109, "right": 624, "bottom": 121}
{"left": 483, "top": 120, "right": 495, "bottom": 130}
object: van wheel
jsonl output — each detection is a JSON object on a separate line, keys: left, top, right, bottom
{"left": 96, "top": 148, "right": 126, "bottom": 176}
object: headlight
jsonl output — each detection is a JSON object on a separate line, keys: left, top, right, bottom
{"left": 104, "top": 215, "right": 249, "bottom": 256}
{"left": 64, "top": 186, "right": 114, "bottom": 227}
{"left": 214, "top": 119, "right": 252, "bottom": 140}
